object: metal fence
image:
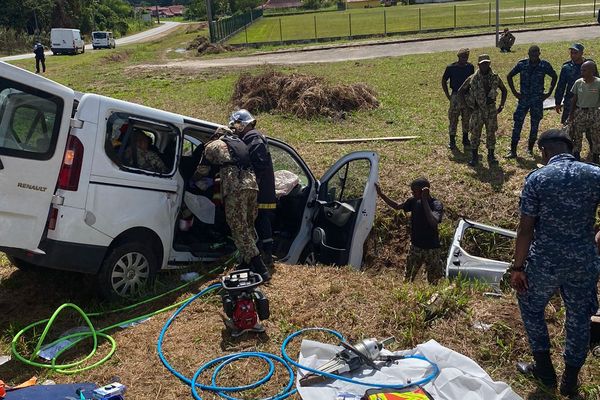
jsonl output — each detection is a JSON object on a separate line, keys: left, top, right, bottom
{"left": 210, "top": 9, "right": 264, "bottom": 42}
{"left": 228, "top": 1, "right": 599, "bottom": 45}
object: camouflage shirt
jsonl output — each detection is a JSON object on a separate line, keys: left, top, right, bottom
{"left": 124, "top": 148, "right": 168, "bottom": 173}
{"left": 520, "top": 153, "right": 600, "bottom": 273}
{"left": 203, "top": 139, "right": 258, "bottom": 198}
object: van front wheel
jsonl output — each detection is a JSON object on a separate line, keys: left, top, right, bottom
{"left": 98, "top": 242, "right": 158, "bottom": 300}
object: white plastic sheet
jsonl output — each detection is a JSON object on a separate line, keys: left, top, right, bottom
{"left": 297, "top": 339, "right": 522, "bottom": 400}
{"left": 184, "top": 193, "right": 216, "bottom": 224}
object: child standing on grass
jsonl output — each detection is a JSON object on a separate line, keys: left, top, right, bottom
{"left": 375, "top": 178, "right": 444, "bottom": 284}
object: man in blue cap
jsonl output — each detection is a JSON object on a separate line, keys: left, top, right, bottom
{"left": 555, "top": 43, "right": 595, "bottom": 125}
{"left": 512, "top": 128, "right": 600, "bottom": 397}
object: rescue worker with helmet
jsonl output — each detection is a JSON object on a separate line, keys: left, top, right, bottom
{"left": 229, "top": 109, "right": 277, "bottom": 269}
{"left": 201, "top": 127, "right": 271, "bottom": 282}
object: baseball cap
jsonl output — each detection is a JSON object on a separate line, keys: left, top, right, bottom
{"left": 569, "top": 43, "right": 584, "bottom": 52}
{"left": 537, "top": 129, "right": 573, "bottom": 151}
{"left": 457, "top": 48, "right": 470, "bottom": 56}
{"left": 478, "top": 54, "right": 491, "bottom": 64}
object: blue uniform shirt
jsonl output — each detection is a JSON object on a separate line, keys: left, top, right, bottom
{"left": 555, "top": 58, "right": 597, "bottom": 106}
{"left": 520, "top": 153, "right": 600, "bottom": 273}
{"left": 509, "top": 59, "right": 557, "bottom": 97}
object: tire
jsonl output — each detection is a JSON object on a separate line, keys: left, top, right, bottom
{"left": 299, "top": 244, "right": 318, "bottom": 266}
{"left": 97, "top": 242, "right": 158, "bottom": 300}
{"left": 6, "top": 255, "right": 38, "bottom": 272}
{"left": 81, "top": 46, "right": 85, "bottom": 54}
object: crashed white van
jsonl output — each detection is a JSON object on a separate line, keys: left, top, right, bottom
{"left": 0, "top": 62, "right": 378, "bottom": 299}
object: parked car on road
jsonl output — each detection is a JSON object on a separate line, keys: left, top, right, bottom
{"left": 51, "top": 28, "right": 85, "bottom": 55}
{"left": 0, "top": 62, "right": 379, "bottom": 299}
{"left": 92, "top": 31, "right": 116, "bottom": 50}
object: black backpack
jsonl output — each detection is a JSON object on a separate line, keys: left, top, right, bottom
{"left": 221, "top": 134, "right": 252, "bottom": 170}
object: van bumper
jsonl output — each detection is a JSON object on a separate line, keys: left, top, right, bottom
{"left": 1, "top": 239, "right": 107, "bottom": 274}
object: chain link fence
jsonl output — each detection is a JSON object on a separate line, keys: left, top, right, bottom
{"left": 210, "top": 9, "right": 264, "bottom": 42}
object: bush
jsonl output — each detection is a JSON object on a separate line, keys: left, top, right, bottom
{"left": 0, "top": 28, "right": 49, "bottom": 56}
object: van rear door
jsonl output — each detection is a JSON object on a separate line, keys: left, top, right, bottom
{"left": 0, "top": 62, "right": 74, "bottom": 251}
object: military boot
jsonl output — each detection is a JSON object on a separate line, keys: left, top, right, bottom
{"left": 560, "top": 364, "right": 581, "bottom": 397}
{"left": 462, "top": 132, "right": 471, "bottom": 149}
{"left": 527, "top": 140, "right": 536, "bottom": 156}
{"left": 505, "top": 142, "right": 518, "bottom": 159}
{"left": 487, "top": 149, "right": 498, "bottom": 165}
{"left": 261, "top": 243, "right": 274, "bottom": 269}
{"left": 517, "top": 351, "right": 557, "bottom": 389}
{"left": 250, "top": 255, "right": 271, "bottom": 283}
{"left": 448, "top": 135, "right": 457, "bottom": 150}
{"left": 468, "top": 148, "right": 479, "bottom": 166}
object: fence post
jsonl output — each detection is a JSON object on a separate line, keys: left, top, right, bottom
{"left": 384, "top": 9, "right": 387, "bottom": 35}
{"left": 454, "top": 5, "right": 457, "bottom": 28}
{"left": 349, "top": 13, "right": 352, "bottom": 37}
{"left": 523, "top": 0, "right": 526, "bottom": 23}
{"left": 558, "top": 0, "right": 561, "bottom": 19}
{"left": 594, "top": 0, "right": 596, "bottom": 17}
{"left": 279, "top": 18, "right": 283, "bottom": 43}
{"left": 418, "top": 8, "right": 422, "bottom": 31}
{"left": 245, "top": 24, "right": 248, "bottom": 44}
{"left": 314, "top": 15, "right": 317, "bottom": 41}
{"left": 488, "top": 2, "right": 491, "bottom": 25}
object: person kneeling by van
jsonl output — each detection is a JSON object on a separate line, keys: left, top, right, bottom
{"left": 202, "top": 128, "right": 271, "bottom": 282}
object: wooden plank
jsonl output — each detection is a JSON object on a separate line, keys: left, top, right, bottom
{"left": 315, "top": 136, "right": 419, "bottom": 144}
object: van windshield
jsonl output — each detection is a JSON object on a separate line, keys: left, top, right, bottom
{"left": 0, "top": 78, "right": 63, "bottom": 160}
{"left": 93, "top": 32, "right": 107, "bottom": 39}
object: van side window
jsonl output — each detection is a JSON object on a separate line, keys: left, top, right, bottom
{"left": 105, "top": 112, "right": 180, "bottom": 176}
{"left": 0, "top": 79, "right": 63, "bottom": 160}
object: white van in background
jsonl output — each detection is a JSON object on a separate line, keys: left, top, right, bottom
{"left": 92, "top": 31, "right": 116, "bottom": 49}
{"left": 50, "top": 28, "right": 85, "bottom": 55}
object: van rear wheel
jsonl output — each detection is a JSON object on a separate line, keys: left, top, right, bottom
{"left": 6, "top": 256, "right": 38, "bottom": 272}
{"left": 98, "top": 242, "right": 158, "bottom": 300}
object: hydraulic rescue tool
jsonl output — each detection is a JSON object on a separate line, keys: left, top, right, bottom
{"left": 299, "top": 337, "right": 398, "bottom": 386}
{"left": 220, "top": 270, "right": 269, "bottom": 337}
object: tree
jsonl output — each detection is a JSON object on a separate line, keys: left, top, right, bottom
{"left": 184, "top": 0, "right": 207, "bottom": 20}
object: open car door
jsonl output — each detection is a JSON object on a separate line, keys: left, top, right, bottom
{"left": 311, "top": 151, "right": 379, "bottom": 269}
{"left": 0, "top": 62, "right": 74, "bottom": 251}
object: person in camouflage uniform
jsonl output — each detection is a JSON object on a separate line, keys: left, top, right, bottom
{"left": 202, "top": 128, "right": 270, "bottom": 281}
{"left": 511, "top": 129, "right": 600, "bottom": 397}
{"left": 568, "top": 61, "right": 600, "bottom": 162}
{"left": 375, "top": 178, "right": 444, "bottom": 284}
{"left": 458, "top": 54, "right": 508, "bottom": 166}
{"left": 124, "top": 129, "right": 168, "bottom": 173}
{"left": 498, "top": 28, "right": 515, "bottom": 52}
{"left": 506, "top": 45, "right": 557, "bottom": 158}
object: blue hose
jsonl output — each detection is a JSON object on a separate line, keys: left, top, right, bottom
{"left": 157, "top": 283, "right": 440, "bottom": 399}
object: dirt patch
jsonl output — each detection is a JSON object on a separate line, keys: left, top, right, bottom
{"left": 187, "top": 36, "right": 238, "bottom": 56}
{"left": 103, "top": 50, "right": 131, "bottom": 63}
{"left": 231, "top": 70, "right": 380, "bottom": 119}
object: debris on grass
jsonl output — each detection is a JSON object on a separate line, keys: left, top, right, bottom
{"left": 102, "top": 50, "right": 131, "bottom": 63}
{"left": 231, "top": 70, "right": 380, "bottom": 119}
{"left": 187, "top": 36, "right": 237, "bottom": 56}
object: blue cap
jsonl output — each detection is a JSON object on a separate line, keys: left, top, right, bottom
{"left": 569, "top": 43, "right": 584, "bottom": 52}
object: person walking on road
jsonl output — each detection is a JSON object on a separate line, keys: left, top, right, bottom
{"left": 229, "top": 109, "right": 277, "bottom": 269}
{"left": 442, "top": 48, "right": 475, "bottom": 151}
{"left": 375, "top": 179, "right": 444, "bottom": 284}
{"left": 568, "top": 61, "right": 600, "bottom": 162}
{"left": 506, "top": 45, "right": 557, "bottom": 158}
{"left": 458, "top": 54, "right": 508, "bottom": 166}
{"left": 512, "top": 129, "right": 600, "bottom": 397}
{"left": 498, "top": 28, "right": 516, "bottom": 53}
{"left": 33, "top": 41, "right": 46, "bottom": 74}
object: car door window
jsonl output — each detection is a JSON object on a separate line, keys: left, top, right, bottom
{"left": 182, "top": 138, "right": 196, "bottom": 156}
{"left": 323, "top": 159, "right": 371, "bottom": 203}
{"left": 105, "top": 112, "right": 180, "bottom": 176}
{"left": 270, "top": 144, "right": 309, "bottom": 187}
{"left": 0, "top": 81, "right": 63, "bottom": 160}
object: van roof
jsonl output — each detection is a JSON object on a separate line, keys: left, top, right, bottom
{"left": 92, "top": 31, "right": 112, "bottom": 34}
{"left": 51, "top": 28, "right": 81, "bottom": 32}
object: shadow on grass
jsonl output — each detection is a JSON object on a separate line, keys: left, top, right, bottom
{"left": 466, "top": 160, "right": 516, "bottom": 191}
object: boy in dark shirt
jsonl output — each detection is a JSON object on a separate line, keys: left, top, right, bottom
{"left": 375, "top": 178, "right": 444, "bottom": 283}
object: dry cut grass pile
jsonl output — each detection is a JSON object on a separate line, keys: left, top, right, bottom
{"left": 187, "top": 36, "right": 237, "bottom": 56}
{"left": 231, "top": 70, "right": 380, "bottom": 119}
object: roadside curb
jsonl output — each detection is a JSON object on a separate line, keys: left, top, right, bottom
{"left": 249, "top": 23, "right": 597, "bottom": 56}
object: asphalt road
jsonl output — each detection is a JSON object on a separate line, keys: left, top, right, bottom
{"left": 0, "top": 21, "right": 182, "bottom": 62}
{"left": 148, "top": 25, "right": 600, "bottom": 70}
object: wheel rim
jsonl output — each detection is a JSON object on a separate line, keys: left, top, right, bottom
{"left": 304, "top": 251, "right": 317, "bottom": 266}
{"left": 110, "top": 252, "right": 150, "bottom": 297}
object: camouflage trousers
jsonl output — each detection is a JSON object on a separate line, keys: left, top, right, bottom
{"left": 470, "top": 103, "right": 498, "bottom": 150}
{"left": 405, "top": 245, "right": 444, "bottom": 284}
{"left": 569, "top": 108, "right": 600, "bottom": 154}
{"left": 224, "top": 189, "right": 260, "bottom": 263}
{"left": 448, "top": 93, "right": 471, "bottom": 136}
{"left": 518, "top": 267, "right": 599, "bottom": 368}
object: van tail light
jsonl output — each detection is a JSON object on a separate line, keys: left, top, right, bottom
{"left": 47, "top": 207, "right": 59, "bottom": 230}
{"left": 58, "top": 135, "right": 84, "bottom": 191}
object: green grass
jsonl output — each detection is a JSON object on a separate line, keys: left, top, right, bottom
{"left": 229, "top": 0, "right": 598, "bottom": 43}
{"left": 4, "top": 25, "right": 600, "bottom": 398}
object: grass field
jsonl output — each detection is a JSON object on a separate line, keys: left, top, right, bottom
{"left": 229, "top": 0, "right": 599, "bottom": 43}
{"left": 2, "top": 25, "right": 600, "bottom": 399}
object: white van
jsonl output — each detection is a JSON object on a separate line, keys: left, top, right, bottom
{"left": 50, "top": 28, "right": 85, "bottom": 55}
{"left": 0, "top": 62, "right": 379, "bottom": 299}
{"left": 92, "top": 31, "right": 116, "bottom": 50}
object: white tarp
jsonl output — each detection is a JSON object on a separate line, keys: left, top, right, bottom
{"left": 184, "top": 193, "right": 215, "bottom": 224}
{"left": 297, "top": 339, "right": 522, "bottom": 400}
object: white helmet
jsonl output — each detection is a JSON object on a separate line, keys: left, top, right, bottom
{"left": 228, "top": 109, "right": 256, "bottom": 133}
